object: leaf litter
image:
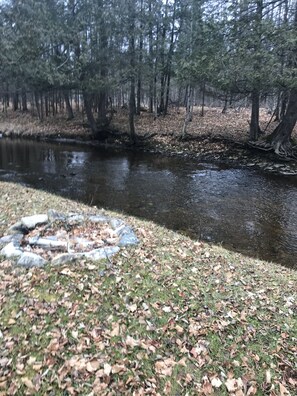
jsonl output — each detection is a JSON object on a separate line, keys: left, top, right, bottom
{"left": 0, "top": 181, "right": 296, "bottom": 395}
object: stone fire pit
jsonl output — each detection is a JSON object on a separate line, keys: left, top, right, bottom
{"left": 0, "top": 209, "right": 139, "bottom": 268}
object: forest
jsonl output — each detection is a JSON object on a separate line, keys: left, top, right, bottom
{"left": 0, "top": 0, "right": 296, "bottom": 158}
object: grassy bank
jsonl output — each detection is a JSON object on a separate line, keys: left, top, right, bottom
{"left": 0, "top": 182, "right": 296, "bottom": 395}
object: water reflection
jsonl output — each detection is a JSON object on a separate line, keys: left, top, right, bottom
{"left": 0, "top": 138, "right": 297, "bottom": 269}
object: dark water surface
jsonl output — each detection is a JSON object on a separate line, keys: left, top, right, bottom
{"left": 0, "top": 138, "right": 297, "bottom": 269}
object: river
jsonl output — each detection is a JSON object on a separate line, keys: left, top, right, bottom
{"left": 0, "top": 137, "right": 296, "bottom": 269}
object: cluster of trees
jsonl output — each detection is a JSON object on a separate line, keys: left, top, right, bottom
{"left": 0, "top": 0, "right": 296, "bottom": 156}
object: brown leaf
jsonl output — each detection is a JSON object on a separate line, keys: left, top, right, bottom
{"left": 246, "top": 385, "right": 257, "bottom": 395}
{"left": 104, "top": 363, "right": 112, "bottom": 376}
{"left": 279, "top": 382, "right": 291, "bottom": 396}
{"left": 125, "top": 335, "right": 139, "bottom": 348}
{"left": 127, "top": 304, "right": 137, "bottom": 312}
{"left": 155, "top": 358, "right": 176, "bottom": 376}
{"left": 225, "top": 378, "right": 244, "bottom": 393}
{"left": 86, "top": 360, "right": 100, "bottom": 373}
{"left": 59, "top": 268, "right": 75, "bottom": 277}
{"left": 110, "top": 323, "right": 120, "bottom": 337}
{"left": 164, "top": 381, "right": 172, "bottom": 394}
{"left": 211, "top": 377, "right": 222, "bottom": 388}
{"left": 112, "top": 364, "right": 126, "bottom": 374}
{"left": 202, "top": 376, "right": 213, "bottom": 395}
{"left": 21, "top": 377, "right": 35, "bottom": 390}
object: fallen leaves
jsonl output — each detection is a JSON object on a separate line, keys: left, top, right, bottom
{"left": 155, "top": 358, "right": 177, "bottom": 376}
{"left": 225, "top": 377, "right": 244, "bottom": 393}
{"left": 0, "top": 182, "right": 296, "bottom": 395}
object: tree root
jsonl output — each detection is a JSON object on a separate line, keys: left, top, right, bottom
{"left": 248, "top": 140, "right": 297, "bottom": 160}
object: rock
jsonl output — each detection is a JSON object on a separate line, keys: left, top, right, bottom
{"left": 7, "top": 221, "right": 28, "bottom": 235}
{"left": 48, "top": 209, "right": 66, "bottom": 222}
{"left": 281, "top": 171, "right": 297, "bottom": 176}
{"left": 21, "top": 214, "right": 48, "bottom": 229}
{"left": 1, "top": 242, "right": 23, "bottom": 258}
{"left": 119, "top": 232, "right": 139, "bottom": 247}
{"left": 84, "top": 246, "right": 120, "bottom": 261}
{"left": 0, "top": 234, "right": 23, "bottom": 246}
{"left": 110, "top": 218, "right": 125, "bottom": 229}
{"left": 28, "top": 237, "right": 68, "bottom": 251}
{"left": 116, "top": 226, "right": 139, "bottom": 247}
{"left": 17, "top": 252, "right": 47, "bottom": 268}
{"left": 1, "top": 209, "right": 139, "bottom": 266}
{"left": 88, "top": 214, "right": 110, "bottom": 223}
{"left": 52, "top": 253, "right": 81, "bottom": 266}
{"left": 67, "top": 214, "right": 85, "bottom": 225}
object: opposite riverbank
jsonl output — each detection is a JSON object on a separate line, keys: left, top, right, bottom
{"left": 0, "top": 181, "right": 296, "bottom": 395}
{"left": 1, "top": 108, "right": 297, "bottom": 175}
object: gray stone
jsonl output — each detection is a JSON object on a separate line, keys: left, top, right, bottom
{"left": 113, "top": 225, "right": 139, "bottom": 246}
{"left": 17, "top": 252, "right": 47, "bottom": 268}
{"left": 110, "top": 218, "right": 125, "bottom": 229}
{"left": 28, "top": 237, "right": 68, "bottom": 251}
{"left": 7, "top": 221, "right": 28, "bottom": 235}
{"left": 104, "top": 246, "right": 120, "bottom": 257}
{"left": 84, "top": 246, "right": 120, "bottom": 261}
{"left": 118, "top": 231, "right": 139, "bottom": 247}
{"left": 113, "top": 224, "right": 127, "bottom": 236}
{"left": 0, "top": 234, "right": 23, "bottom": 246}
{"left": 67, "top": 214, "right": 85, "bottom": 225}
{"left": 21, "top": 214, "right": 48, "bottom": 229}
{"left": 48, "top": 209, "right": 66, "bottom": 222}
{"left": 88, "top": 214, "right": 109, "bottom": 223}
{"left": 52, "top": 253, "right": 81, "bottom": 266}
{"left": 1, "top": 242, "right": 23, "bottom": 258}
{"left": 281, "top": 171, "right": 297, "bottom": 176}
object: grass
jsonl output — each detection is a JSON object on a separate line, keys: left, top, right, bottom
{"left": 0, "top": 181, "right": 296, "bottom": 395}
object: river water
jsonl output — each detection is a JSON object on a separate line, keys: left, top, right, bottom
{"left": 0, "top": 138, "right": 296, "bottom": 269}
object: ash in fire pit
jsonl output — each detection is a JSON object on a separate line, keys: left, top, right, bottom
{"left": 0, "top": 210, "right": 139, "bottom": 268}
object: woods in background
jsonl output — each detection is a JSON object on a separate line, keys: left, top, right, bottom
{"left": 0, "top": 0, "right": 296, "bottom": 156}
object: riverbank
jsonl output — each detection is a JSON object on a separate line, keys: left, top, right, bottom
{"left": 1, "top": 108, "right": 297, "bottom": 175}
{"left": 0, "top": 181, "right": 296, "bottom": 395}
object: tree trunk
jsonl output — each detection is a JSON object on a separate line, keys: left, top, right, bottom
{"left": 13, "top": 93, "right": 19, "bottom": 111}
{"left": 45, "top": 94, "right": 49, "bottom": 117}
{"left": 148, "top": 0, "right": 154, "bottom": 114}
{"left": 83, "top": 91, "right": 98, "bottom": 135}
{"left": 280, "top": 91, "right": 288, "bottom": 121}
{"left": 164, "top": 73, "right": 171, "bottom": 115}
{"left": 21, "top": 89, "right": 27, "bottom": 111}
{"left": 128, "top": 0, "right": 137, "bottom": 143}
{"left": 249, "top": 89, "right": 260, "bottom": 140}
{"left": 40, "top": 93, "right": 45, "bottom": 121}
{"left": 200, "top": 82, "right": 205, "bottom": 117}
{"left": 181, "top": 85, "right": 193, "bottom": 139}
{"left": 35, "top": 92, "right": 42, "bottom": 121}
{"left": 267, "top": 88, "right": 297, "bottom": 157}
{"left": 136, "top": 0, "right": 144, "bottom": 115}
{"left": 64, "top": 91, "right": 74, "bottom": 120}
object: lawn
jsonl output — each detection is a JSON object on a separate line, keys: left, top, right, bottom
{"left": 0, "top": 181, "right": 296, "bottom": 395}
